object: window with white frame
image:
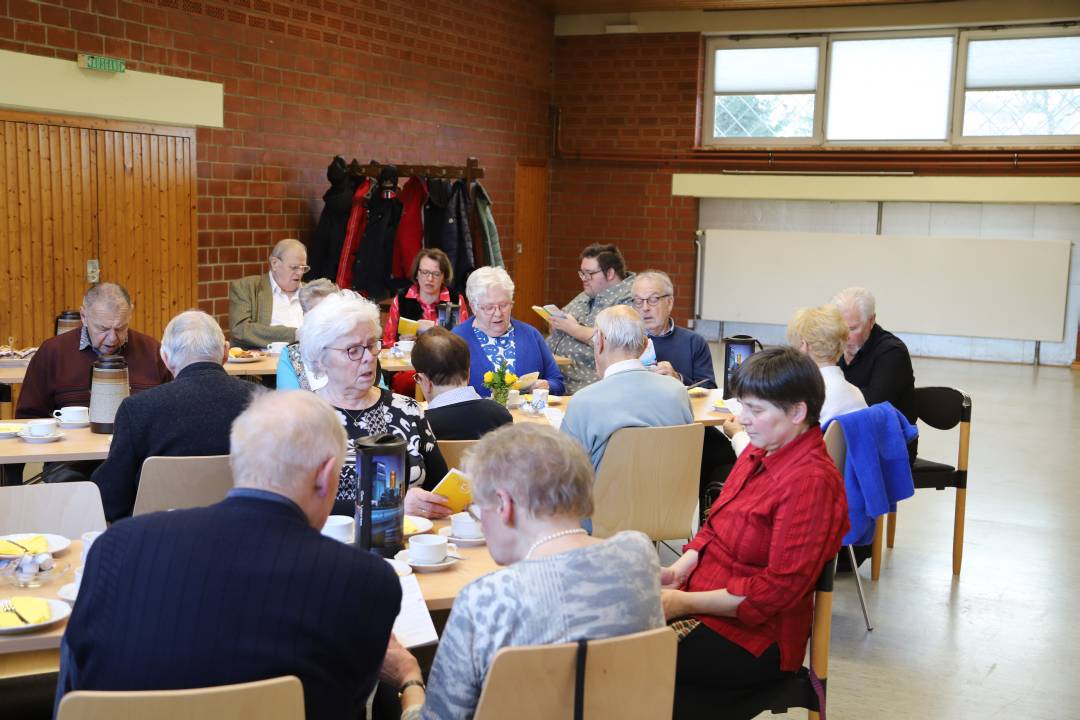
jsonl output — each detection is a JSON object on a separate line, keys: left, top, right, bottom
{"left": 700, "top": 27, "right": 1080, "bottom": 147}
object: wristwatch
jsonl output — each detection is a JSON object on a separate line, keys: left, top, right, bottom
{"left": 399, "top": 679, "right": 426, "bottom": 697}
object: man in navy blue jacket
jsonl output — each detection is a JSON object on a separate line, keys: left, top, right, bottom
{"left": 58, "top": 390, "right": 403, "bottom": 720}
{"left": 632, "top": 271, "right": 716, "bottom": 388}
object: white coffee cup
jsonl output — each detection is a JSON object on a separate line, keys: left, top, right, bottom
{"left": 81, "top": 531, "right": 103, "bottom": 563}
{"left": 53, "top": 406, "right": 89, "bottom": 425}
{"left": 321, "top": 515, "right": 354, "bottom": 544}
{"left": 396, "top": 340, "right": 415, "bottom": 353}
{"left": 531, "top": 388, "right": 549, "bottom": 410}
{"left": 74, "top": 566, "right": 84, "bottom": 593}
{"left": 450, "top": 512, "right": 483, "bottom": 539}
{"left": 28, "top": 419, "right": 58, "bottom": 437}
{"left": 409, "top": 534, "right": 455, "bottom": 564}
{"left": 266, "top": 341, "right": 288, "bottom": 355}
{"left": 505, "top": 389, "right": 521, "bottom": 408}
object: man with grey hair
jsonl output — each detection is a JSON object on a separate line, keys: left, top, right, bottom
{"left": 832, "top": 286, "right": 916, "bottom": 425}
{"left": 60, "top": 391, "right": 401, "bottom": 719}
{"left": 229, "top": 238, "right": 309, "bottom": 349}
{"left": 561, "top": 305, "right": 693, "bottom": 472}
{"left": 91, "top": 310, "right": 257, "bottom": 521}
{"left": 632, "top": 270, "right": 716, "bottom": 388}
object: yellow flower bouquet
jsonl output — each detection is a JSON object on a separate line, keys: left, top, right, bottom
{"left": 483, "top": 361, "right": 517, "bottom": 405}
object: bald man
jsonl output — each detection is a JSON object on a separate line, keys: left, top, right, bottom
{"left": 228, "top": 238, "right": 310, "bottom": 349}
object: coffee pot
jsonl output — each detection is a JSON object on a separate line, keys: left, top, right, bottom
{"left": 353, "top": 433, "right": 408, "bottom": 557}
{"left": 89, "top": 355, "right": 129, "bottom": 434}
{"left": 55, "top": 311, "right": 81, "bottom": 336}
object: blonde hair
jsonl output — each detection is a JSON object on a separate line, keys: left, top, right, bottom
{"left": 786, "top": 305, "right": 849, "bottom": 365}
{"left": 464, "top": 424, "right": 594, "bottom": 520}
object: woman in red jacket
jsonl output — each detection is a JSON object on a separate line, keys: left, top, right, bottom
{"left": 662, "top": 347, "right": 849, "bottom": 719}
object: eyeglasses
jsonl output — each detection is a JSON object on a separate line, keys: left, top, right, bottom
{"left": 417, "top": 269, "right": 443, "bottom": 279}
{"left": 631, "top": 294, "right": 672, "bottom": 309}
{"left": 290, "top": 264, "right": 311, "bottom": 273}
{"left": 325, "top": 340, "right": 382, "bottom": 362}
{"left": 577, "top": 268, "right": 604, "bottom": 280}
{"left": 477, "top": 302, "right": 513, "bottom": 315}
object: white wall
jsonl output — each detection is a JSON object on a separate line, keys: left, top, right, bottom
{"left": 696, "top": 199, "right": 1080, "bottom": 365}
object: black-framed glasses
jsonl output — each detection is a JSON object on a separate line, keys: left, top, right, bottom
{"left": 417, "top": 269, "right": 443, "bottom": 279}
{"left": 325, "top": 341, "right": 382, "bottom": 362}
{"left": 577, "top": 268, "right": 603, "bottom": 280}
{"left": 631, "top": 294, "right": 672, "bottom": 308}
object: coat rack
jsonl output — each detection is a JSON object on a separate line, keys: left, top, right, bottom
{"left": 347, "top": 156, "right": 484, "bottom": 183}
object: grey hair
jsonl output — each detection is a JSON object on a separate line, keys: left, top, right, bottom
{"left": 633, "top": 270, "right": 674, "bottom": 297}
{"left": 298, "top": 292, "right": 381, "bottom": 374}
{"left": 464, "top": 423, "right": 594, "bottom": 519}
{"left": 831, "top": 286, "right": 876, "bottom": 323}
{"left": 465, "top": 266, "right": 515, "bottom": 309}
{"left": 270, "top": 238, "right": 306, "bottom": 261}
{"left": 230, "top": 390, "right": 346, "bottom": 493}
{"left": 82, "top": 283, "right": 132, "bottom": 313}
{"left": 593, "top": 305, "right": 647, "bottom": 355}
{"left": 160, "top": 310, "right": 225, "bottom": 369}
{"left": 298, "top": 279, "right": 338, "bottom": 313}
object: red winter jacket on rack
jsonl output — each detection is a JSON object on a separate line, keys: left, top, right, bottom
{"left": 335, "top": 178, "right": 373, "bottom": 291}
{"left": 391, "top": 177, "right": 428, "bottom": 281}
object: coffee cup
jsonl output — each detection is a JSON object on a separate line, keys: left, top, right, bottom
{"left": 321, "top": 515, "right": 354, "bottom": 544}
{"left": 74, "top": 567, "right": 84, "bottom": 593}
{"left": 396, "top": 340, "right": 415, "bottom": 353}
{"left": 531, "top": 388, "right": 549, "bottom": 410}
{"left": 505, "top": 389, "right": 521, "bottom": 408}
{"left": 266, "top": 341, "right": 288, "bottom": 355}
{"left": 28, "top": 419, "right": 58, "bottom": 437}
{"left": 409, "top": 534, "right": 454, "bottom": 564}
{"left": 81, "top": 531, "right": 103, "bottom": 563}
{"left": 450, "top": 512, "right": 483, "bottom": 539}
{"left": 53, "top": 406, "right": 89, "bottom": 425}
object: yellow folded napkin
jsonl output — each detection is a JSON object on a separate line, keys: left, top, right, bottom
{"left": 0, "top": 597, "right": 51, "bottom": 627}
{"left": 0, "top": 535, "right": 48, "bottom": 555}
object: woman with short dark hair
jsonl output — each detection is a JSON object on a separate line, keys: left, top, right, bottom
{"left": 661, "top": 347, "right": 849, "bottom": 719}
{"left": 382, "top": 248, "right": 469, "bottom": 346}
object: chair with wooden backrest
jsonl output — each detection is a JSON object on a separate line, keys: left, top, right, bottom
{"left": 888, "top": 386, "right": 972, "bottom": 575}
{"left": 473, "top": 627, "right": 676, "bottom": 720}
{"left": 56, "top": 675, "right": 304, "bottom": 720}
{"left": 0, "top": 481, "right": 105, "bottom": 537}
{"left": 591, "top": 424, "right": 704, "bottom": 542}
{"left": 437, "top": 439, "right": 477, "bottom": 472}
{"left": 132, "top": 455, "right": 233, "bottom": 516}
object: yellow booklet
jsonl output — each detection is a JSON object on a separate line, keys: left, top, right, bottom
{"left": 431, "top": 469, "right": 472, "bottom": 513}
{"left": 398, "top": 317, "right": 420, "bottom": 336}
{"left": 532, "top": 305, "right": 552, "bottom": 322}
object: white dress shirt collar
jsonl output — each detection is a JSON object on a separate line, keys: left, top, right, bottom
{"left": 426, "top": 385, "right": 482, "bottom": 411}
{"left": 603, "top": 357, "right": 646, "bottom": 379}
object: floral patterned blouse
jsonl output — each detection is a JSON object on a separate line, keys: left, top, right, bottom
{"left": 472, "top": 323, "right": 517, "bottom": 373}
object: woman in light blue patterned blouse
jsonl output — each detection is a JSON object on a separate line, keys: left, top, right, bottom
{"left": 384, "top": 423, "right": 664, "bottom": 719}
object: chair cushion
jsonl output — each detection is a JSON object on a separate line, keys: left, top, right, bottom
{"left": 912, "top": 457, "right": 960, "bottom": 490}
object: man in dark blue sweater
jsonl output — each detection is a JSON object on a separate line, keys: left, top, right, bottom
{"left": 57, "top": 390, "right": 403, "bottom": 720}
{"left": 632, "top": 271, "right": 716, "bottom": 388}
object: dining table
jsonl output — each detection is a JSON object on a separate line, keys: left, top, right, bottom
{"left": 504, "top": 388, "right": 733, "bottom": 427}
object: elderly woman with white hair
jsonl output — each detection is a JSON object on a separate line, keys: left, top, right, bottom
{"left": 299, "top": 293, "right": 451, "bottom": 519}
{"left": 452, "top": 266, "right": 565, "bottom": 397}
{"left": 380, "top": 423, "right": 665, "bottom": 720}
{"left": 277, "top": 278, "right": 341, "bottom": 391}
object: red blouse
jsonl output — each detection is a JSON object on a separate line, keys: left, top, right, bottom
{"left": 381, "top": 284, "right": 470, "bottom": 345}
{"left": 683, "top": 427, "right": 848, "bottom": 671}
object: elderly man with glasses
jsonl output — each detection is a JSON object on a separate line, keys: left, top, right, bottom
{"left": 633, "top": 270, "right": 716, "bottom": 389}
{"left": 228, "top": 238, "right": 311, "bottom": 349}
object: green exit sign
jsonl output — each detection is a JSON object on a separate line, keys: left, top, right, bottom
{"left": 77, "top": 54, "right": 125, "bottom": 73}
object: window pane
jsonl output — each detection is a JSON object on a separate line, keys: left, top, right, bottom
{"left": 964, "top": 89, "right": 1080, "bottom": 136}
{"left": 967, "top": 37, "right": 1080, "bottom": 89}
{"left": 714, "top": 47, "right": 818, "bottom": 93}
{"left": 826, "top": 36, "right": 954, "bottom": 140}
{"left": 714, "top": 94, "right": 815, "bottom": 138}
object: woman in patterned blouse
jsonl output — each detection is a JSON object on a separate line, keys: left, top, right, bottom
{"left": 298, "top": 292, "right": 450, "bottom": 518}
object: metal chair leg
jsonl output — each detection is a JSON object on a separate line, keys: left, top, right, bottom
{"left": 847, "top": 545, "right": 873, "bottom": 631}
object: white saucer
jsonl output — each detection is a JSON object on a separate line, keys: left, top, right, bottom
{"left": 17, "top": 430, "right": 64, "bottom": 444}
{"left": 394, "top": 550, "right": 459, "bottom": 573}
{"left": 438, "top": 526, "right": 486, "bottom": 547}
{"left": 384, "top": 558, "right": 413, "bottom": 577}
{"left": 57, "top": 583, "right": 78, "bottom": 604}
{"left": 58, "top": 421, "right": 90, "bottom": 429}
{"left": 0, "top": 426, "right": 21, "bottom": 439}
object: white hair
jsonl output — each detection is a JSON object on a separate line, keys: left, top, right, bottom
{"left": 298, "top": 292, "right": 381, "bottom": 374}
{"left": 831, "top": 286, "right": 876, "bottom": 323}
{"left": 270, "top": 238, "right": 306, "bottom": 260}
{"left": 298, "top": 278, "right": 338, "bottom": 313}
{"left": 633, "top": 270, "right": 674, "bottom": 297}
{"left": 82, "top": 283, "right": 132, "bottom": 314}
{"left": 160, "top": 310, "right": 225, "bottom": 369}
{"left": 230, "top": 390, "right": 346, "bottom": 493}
{"left": 465, "top": 266, "right": 515, "bottom": 309}
{"left": 593, "top": 305, "right": 647, "bottom": 354}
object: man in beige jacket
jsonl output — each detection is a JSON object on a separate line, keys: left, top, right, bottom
{"left": 228, "top": 238, "right": 309, "bottom": 349}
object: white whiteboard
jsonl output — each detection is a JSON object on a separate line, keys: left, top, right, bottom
{"left": 699, "top": 229, "right": 1072, "bottom": 342}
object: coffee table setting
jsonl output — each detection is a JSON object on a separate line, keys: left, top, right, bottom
{"left": 0, "top": 531, "right": 89, "bottom": 648}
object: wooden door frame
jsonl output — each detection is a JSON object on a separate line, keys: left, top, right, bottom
{"left": 512, "top": 158, "right": 550, "bottom": 332}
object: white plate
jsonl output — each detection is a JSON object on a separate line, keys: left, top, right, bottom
{"left": 0, "top": 425, "right": 22, "bottom": 439}
{"left": 384, "top": 558, "right": 413, "bottom": 577}
{"left": 17, "top": 430, "right": 64, "bottom": 444}
{"left": 0, "top": 598, "right": 72, "bottom": 634}
{"left": 403, "top": 515, "right": 433, "bottom": 537}
{"left": 394, "top": 550, "right": 459, "bottom": 573}
{"left": 227, "top": 355, "right": 262, "bottom": 364}
{"left": 57, "top": 583, "right": 78, "bottom": 604}
{"left": 0, "top": 533, "right": 72, "bottom": 559}
{"left": 58, "top": 421, "right": 90, "bottom": 429}
{"left": 513, "top": 372, "right": 540, "bottom": 391}
{"left": 438, "top": 526, "right": 486, "bottom": 547}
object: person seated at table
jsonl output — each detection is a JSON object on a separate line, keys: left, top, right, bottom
{"left": 561, "top": 305, "right": 692, "bottom": 472}
{"left": 380, "top": 423, "right": 666, "bottom": 720}
{"left": 632, "top": 270, "right": 716, "bottom": 388}
{"left": 277, "top": 278, "right": 339, "bottom": 391}
{"left": 229, "top": 238, "right": 309, "bottom": 349}
{"left": 546, "top": 243, "right": 636, "bottom": 394}
{"left": 299, "top": 292, "right": 451, "bottom": 519}
{"left": 56, "top": 391, "right": 402, "bottom": 720}
{"left": 411, "top": 327, "right": 512, "bottom": 441}
{"left": 660, "top": 347, "right": 849, "bottom": 719}
{"left": 90, "top": 311, "right": 258, "bottom": 522}
{"left": 453, "top": 266, "right": 565, "bottom": 398}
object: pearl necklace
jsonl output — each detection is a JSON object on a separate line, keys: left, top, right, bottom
{"left": 525, "top": 528, "right": 588, "bottom": 560}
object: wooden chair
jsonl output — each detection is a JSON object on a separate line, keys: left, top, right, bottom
{"left": 473, "top": 627, "right": 676, "bottom": 720}
{"left": 591, "top": 424, "right": 704, "bottom": 542}
{"left": 890, "top": 386, "right": 972, "bottom": 575}
{"left": 436, "top": 439, "right": 477, "bottom": 471}
{"left": 132, "top": 455, "right": 232, "bottom": 516}
{"left": 56, "top": 675, "right": 304, "bottom": 720}
{"left": 0, "top": 481, "right": 105, "bottom": 536}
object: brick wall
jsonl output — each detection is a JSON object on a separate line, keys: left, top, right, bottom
{"left": 550, "top": 33, "right": 701, "bottom": 323}
{"left": 2, "top": 0, "right": 553, "bottom": 324}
